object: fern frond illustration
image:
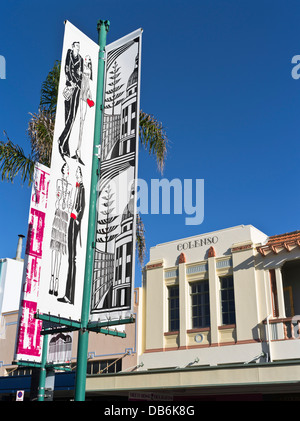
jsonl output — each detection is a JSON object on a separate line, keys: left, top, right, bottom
{"left": 97, "top": 184, "right": 119, "bottom": 252}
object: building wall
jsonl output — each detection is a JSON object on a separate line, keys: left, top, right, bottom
{"left": 0, "top": 312, "right": 19, "bottom": 376}
{"left": 0, "top": 307, "right": 139, "bottom": 377}
{"left": 139, "top": 225, "right": 300, "bottom": 371}
{"left": 232, "top": 242, "right": 260, "bottom": 342}
{"left": 0, "top": 259, "right": 24, "bottom": 314}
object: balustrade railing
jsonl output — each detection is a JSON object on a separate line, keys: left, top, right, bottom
{"left": 283, "top": 318, "right": 300, "bottom": 340}
{"left": 264, "top": 317, "right": 300, "bottom": 341}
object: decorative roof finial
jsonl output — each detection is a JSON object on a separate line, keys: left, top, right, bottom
{"left": 208, "top": 246, "right": 216, "bottom": 258}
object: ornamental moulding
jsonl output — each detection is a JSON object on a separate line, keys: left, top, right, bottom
{"left": 231, "top": 244, "right": 252, "bottom": 253}
{"left": 146, "top": 262, "right": 163, "bottom": 270}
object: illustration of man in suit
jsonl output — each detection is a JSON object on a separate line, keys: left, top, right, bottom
{"left": 58, "top": 41, "right": 83, "bottom": 160}
{"left": 58, "top": 166, "right": 85, "bottom": 304}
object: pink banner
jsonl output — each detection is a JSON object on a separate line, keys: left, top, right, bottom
{"left": 14, "top": 163, "right": 50, "bottom": 362}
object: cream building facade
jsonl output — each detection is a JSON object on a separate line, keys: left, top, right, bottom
{"left": 141, "top": 224, "right": 273, "bottom": 367}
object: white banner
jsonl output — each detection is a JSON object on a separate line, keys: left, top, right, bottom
{"left": 37, "top": 21, "right": 99, "bottom": 321}
{"left": 90, "top": 29, "right": 142, "bottom": 322}
{"left": 14, "top": 163, "right": 50, "bottom": 363}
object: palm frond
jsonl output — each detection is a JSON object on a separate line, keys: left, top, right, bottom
{"left": 139, "top": 110, "right": 168, "bottom": 174}
{"left": 27, "top": 109, "right": 54, "bottom": 168}
{"left": 40, "top": 60, "right": 61, "bottom": 114}
{"left": 136, "top": 213, "right": 146, "bottom": 266}
{"left": 0, "top": 132, "right": 35, "bottom": 185}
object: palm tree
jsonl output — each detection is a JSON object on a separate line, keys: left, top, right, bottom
{"left": 0, "top": 61, "right": 60, "bottom": 185}
{"left": 0, "top": 61, "right": 168, "bottom": 265}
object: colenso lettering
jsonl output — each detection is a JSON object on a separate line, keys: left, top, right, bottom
{"left": 176, "top": 236, "right": 218, "bottom": 251}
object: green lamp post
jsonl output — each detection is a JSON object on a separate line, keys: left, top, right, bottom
{"left": 74, "top": 19, "right": 110, "bottom": 402}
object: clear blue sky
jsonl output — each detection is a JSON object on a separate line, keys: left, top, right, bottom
{"left": 1, "top": 0, "right": 300, "bottom": 287}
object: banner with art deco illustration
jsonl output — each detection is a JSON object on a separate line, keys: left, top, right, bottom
{"left": 14, "top": 163, "right": 75, "bottom": 365}
{"left": 36, "top": 21, "right": 99, "bottom": 321}
{"left": 89, "top": 29, "right": 142, "bottom": 323}
{"left": 14, "top": 163, "right": 50, "bottom": 363}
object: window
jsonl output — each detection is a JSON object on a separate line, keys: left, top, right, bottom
{"left": 220, "top": 275, "right": 236, "bottom": 325}
{"left": 168, "top": 285, "right": 179, "bottom": 331}
{"left": 190, "top": 280, "right": 210, "bottom": 328}
{"left": 269, "top": 269, "right": 279, "bottom": 317}
{"left": 284, "top": 286, "right": 294, "bottom": 317}
{"left": 281, "top": 261, "right": 300, "bottom": 317}
{"left": 131, "top": 116, "right": 136, "bottom": 131}
{"left": 86, "top": 359, "right": 122, "bottom": 375}
{"left": 7, "top": 367, "right": 32, "bottom": 376}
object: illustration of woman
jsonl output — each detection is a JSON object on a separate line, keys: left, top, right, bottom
{"left": 49, "top": 163, "right": 73, "bottom": 296}
{"left": 72, "top": 55, "right": 94, "bottom": 166}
